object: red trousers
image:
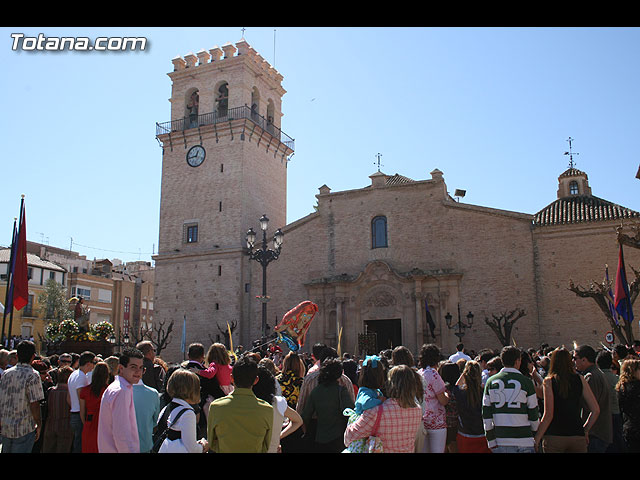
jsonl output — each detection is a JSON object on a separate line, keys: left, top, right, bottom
{"left": 456, "top": 433, "right": 492, "bottom": 453}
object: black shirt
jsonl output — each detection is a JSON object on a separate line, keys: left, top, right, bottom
{"left": 547, "top": 375, "right": 584, "bottom": 437}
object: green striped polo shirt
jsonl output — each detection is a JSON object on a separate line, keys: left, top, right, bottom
{"left": 482, "top": 368, "right": 540, "bottom": 448}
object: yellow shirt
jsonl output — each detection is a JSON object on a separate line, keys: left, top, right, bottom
{"left": 207, "top": 388, "right": 273, "bottom": 453}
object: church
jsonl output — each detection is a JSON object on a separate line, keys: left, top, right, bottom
{"left": 153, "top": 40, "right": 640, "bottom": 363}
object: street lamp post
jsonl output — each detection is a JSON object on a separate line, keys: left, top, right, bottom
{"left": 445, "top": 304, "right": 474, "bottom": 343}
{"left": 245, "top": 214, "right": 284, "bottom": 343}
{"left": 108, "top": 329, "right": 130, "bottom": 353}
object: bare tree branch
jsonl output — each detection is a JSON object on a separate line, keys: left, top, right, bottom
{"left": 568, "top": 274, "right": 636, "bottom": 345}
{"left": 132, "top": 320, "right": 173, "bottom": 357}
{"left": 617, "top": 223, "right": 640, "bottom": 250}
{"left": 484, "top": 308, "right": 527, "bottom": 347}
{"left": 209, "top": 320, "right": 237, "bottom": 350}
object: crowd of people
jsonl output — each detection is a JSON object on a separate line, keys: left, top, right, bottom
{"left": 0, "top": 336, "right": 639, "bottom": 454}
{"left": 2, "top": 334, "right": 34, "bottom": 350}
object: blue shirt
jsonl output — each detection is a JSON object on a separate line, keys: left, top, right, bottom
{"left": 133, "top": 381, "right": 161, "bottom": 453}
{"left": 354, "top": 387, "right": 383, "bottom": 415}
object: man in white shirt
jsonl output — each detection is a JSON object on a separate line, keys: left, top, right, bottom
{"left": 448, "top": 343, "right": 471, "bottom": 363}
{"left": 67, "top": 351, "right": 96, "bottom": 453}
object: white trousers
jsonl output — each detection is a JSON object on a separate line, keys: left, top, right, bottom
{"left": 420, "top": 428, "right": 447, "bottom": 453}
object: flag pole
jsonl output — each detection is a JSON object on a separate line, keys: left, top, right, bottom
{"left": 1, "top": 217, "right": 17, "bottom": 345}
{"left": 8, "top": 196, "right": 26, "bottom": 341}
{"left": 605, "top": 264, "right": 619, "bottom": 326}
{"left": 614, "top": 242, "right": 635, "bottom": 333}
{"left": 181, "top": 314, "right": 186, "bottom": 361}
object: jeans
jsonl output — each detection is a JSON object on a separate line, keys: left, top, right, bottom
{"left": 70, "top": 412, "right": 83, "bottom": 453}
{"left": 606, "top": 414, "right": 626, "bottom": 453}
{"left": 1, "top": 431, "right": 36, "bottom": 453}
{"left": 587, "top": 435, "right": 610, "bottom": 453}
{"left": 492, "top": 445, "right": 536, "bottom": 453}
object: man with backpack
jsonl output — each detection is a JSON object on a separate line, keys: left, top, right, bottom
{"left": 181, "top": 343, "right": 226, "bottom": 439}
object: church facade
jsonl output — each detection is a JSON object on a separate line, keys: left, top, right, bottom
{"left": 153, "top": 40, "right": 640, "bottom": 363}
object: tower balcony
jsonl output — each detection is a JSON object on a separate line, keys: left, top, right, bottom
{"left": 155, "top": 105, "right": 295, "bottom": 152}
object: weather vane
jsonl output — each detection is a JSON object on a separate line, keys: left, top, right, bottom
{"left": 564, "top": 137, "right": 579, "bottom": 169}
{"left": 374, "top": 153, "right": 383, "bottom": 172}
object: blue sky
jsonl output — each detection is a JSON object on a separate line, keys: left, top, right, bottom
{"left": 1, "top": 27, "right": 639, "bottom": 264}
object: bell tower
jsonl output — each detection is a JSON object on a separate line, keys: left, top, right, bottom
{"left": 153, "top": 40, "right": 294, "bottom": 362}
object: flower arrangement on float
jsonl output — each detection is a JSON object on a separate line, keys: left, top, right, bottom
{"left": 44, "top": 321, "right": 64, "bottom": 343}
{"left": 89, "top": 321, "right": 114, "bottom": 341}
{"left": 45, "top": 319, "right": 114, "bottom": 343}
{"left": 58, "top": 319, "right": 80, "bottom": 339}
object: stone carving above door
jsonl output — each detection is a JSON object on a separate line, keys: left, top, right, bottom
{"left": 365, "top": 289, "right": 397, "bottom": 307}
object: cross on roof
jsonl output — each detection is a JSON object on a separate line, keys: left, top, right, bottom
{"left": 374, "top": 153, "right": 383, "bottom": 172}
{"left": 564, "top": 137, "right": 579, "bottom": 169}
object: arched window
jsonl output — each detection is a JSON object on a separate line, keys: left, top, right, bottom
{"left": 185, "top": 89, "right": 199, "bottom": 128}
{"left": 251, "top": 87, "right": 260, "bottom": 121}
{"left": 266, "top": 99, "right": 275, "bottom": 134}
{"left": 371, "top": 216, "right": 388, "bottom": 249}
{"left": 569, "top": 180, "right": 579, "bottom": 195}
{"left": 216, "top": 82, "right": 228, "bottom": 117}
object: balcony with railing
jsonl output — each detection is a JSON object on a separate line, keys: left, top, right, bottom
{"left": 155, "top": 105, "right": 295, "bottom": 152}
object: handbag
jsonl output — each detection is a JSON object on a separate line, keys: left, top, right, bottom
{"left": 366, "top": 404, "right": 384, "bottom": 453}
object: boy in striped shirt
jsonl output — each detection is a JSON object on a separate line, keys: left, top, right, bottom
{"left": 482, "top": 346, "right": 539, "bottom": 453}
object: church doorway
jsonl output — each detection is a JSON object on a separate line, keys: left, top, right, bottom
{"left": 364, "top": 319, "right": 402, "bottom": 353}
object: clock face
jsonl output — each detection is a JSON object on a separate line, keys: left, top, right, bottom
{"left": 186, "top": 145, "right": 206, "bottom": 167}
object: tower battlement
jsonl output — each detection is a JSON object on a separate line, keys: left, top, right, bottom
{"left": 171, "top": 40, "right": 284, "bottom": 87}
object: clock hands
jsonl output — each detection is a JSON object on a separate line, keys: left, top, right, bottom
{"left": 186, "top": 145, "right": 205, "bottom": 167}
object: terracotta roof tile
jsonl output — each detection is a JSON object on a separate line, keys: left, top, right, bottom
{"left": 0, "top": 248, "right": 66, "bottom": 272}
{"left": 385, "top": 174, "right": 415, "bottom": 186}
{"left": 558, "top": 167, "right": 587, "bottom": 178}
{"left": 533, "top": 195, "right": 640, "bottom": 227}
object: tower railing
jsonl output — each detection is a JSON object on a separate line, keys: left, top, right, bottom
{"left": 155, "top": 105, "right": 295, "bottom": 151}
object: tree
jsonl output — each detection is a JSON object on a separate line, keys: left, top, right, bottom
{"left": 568, "top": 265, "right": 639, "bottom": 345}
{"left": 40, "top": 279, "right": 74, "bottom": 344}
{"left": 617, "top": 224, "right": 640, "bottom": 250}
{"left": 209, "top": 319, "right": 237, "bottom": 350}
{"left": 39, "top": 278, "right": 73, "bottom": 323}
{"left": 129, "top": 319, "right": 174, "bottom": 357}
{"left": 567, "top": 223, "right": 640, "bottom": 346}
{"left": 484, "top": 308, "right": 527, "bottom": 347}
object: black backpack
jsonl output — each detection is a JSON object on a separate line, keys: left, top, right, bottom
{"left": 151, "top": 402, "right": 193, "bottom": 453}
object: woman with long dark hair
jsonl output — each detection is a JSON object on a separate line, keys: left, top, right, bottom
{"left": 78, "top": 361, "right": 110, "bottom": 453}
{"left": 534, "top": 347, "right": 600, "bottom": 453}
{"left": 438, "top": 361, "right": 461, "bottom": 453}
{"left": 277, "top": 351, "right": 306, "bottom": 409}
{"left": 453, "top": 360, "right": 491, "bottom": 453}
{"left": 253, "top": 365, "right": 303, "bottom": 453}
{"left": 616, "top": 358, "right": 640, "bottom": 452}
{"left": 276, "top": 351, "right": 307, "bottom": 453}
